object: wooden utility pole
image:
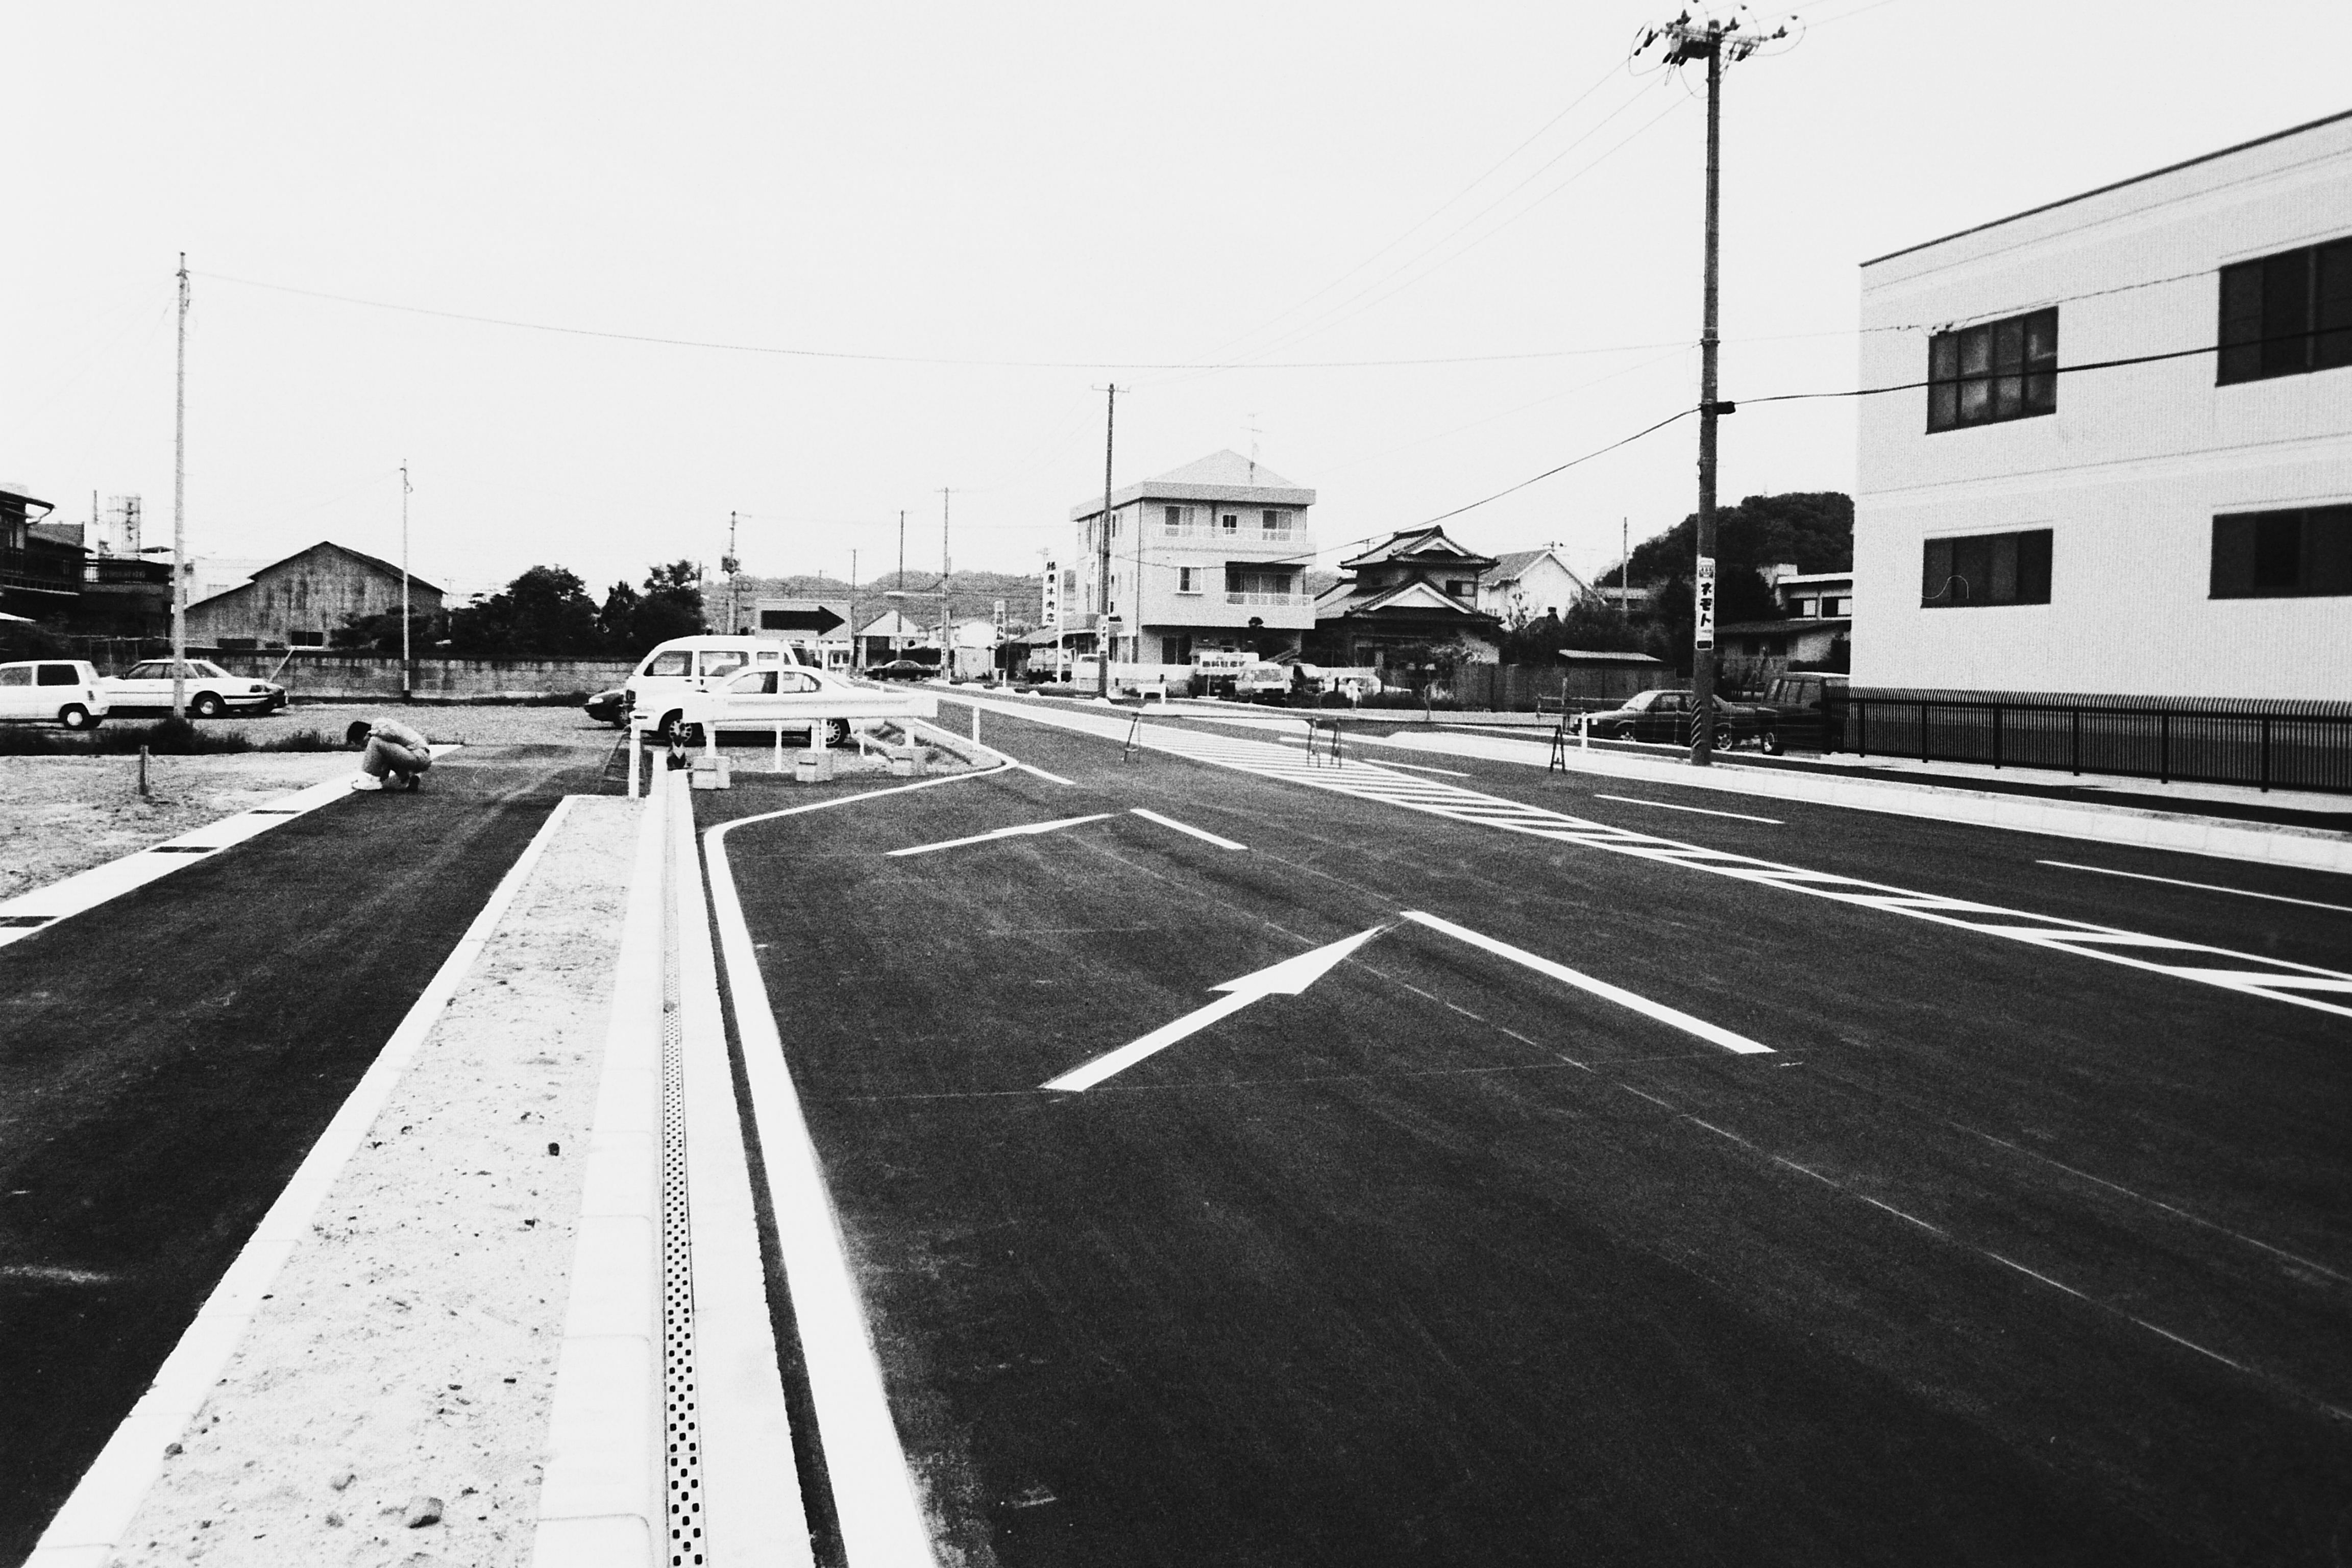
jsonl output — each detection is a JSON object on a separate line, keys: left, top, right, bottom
{"left": 400, "top": 462, "right": 413, "bottom": 698}
{"left": 1638, "top": 10, "right": 1784, "bottom": 765}
{"left": 1093, "top": 385, "right": 1122, "bottom": 697}
{"left": 171, "top": 255, "right": 189, "bottom": 719}
{"left": 938, "top": 487, "right": 953, "bottom": 664}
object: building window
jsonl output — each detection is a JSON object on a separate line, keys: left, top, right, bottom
{"left": 2218, "top": 238, "right": 2352, "bottom": 384}
{"left": 1921, "top": 528, "right": 2052, "bottom": 607}
{"left": 1927, "top": 308, "right": 2057, "bottom": 430}
{"left": 1177, "top": 566, "right": 1202, "bottom": 594}
{"left": 1261, "top": 510, "right": 1282, "bottom": 533}
{"left": 288, "top": 629, "right": 326, "bottom": 646}
{"left": 1164, "top": 505, "right": 1184, "bottom": 532}
{"left": 1444, "top": 579, "right": 1473, "bottom": 598}
{"left": 2210, "top": 505, "right": 2352, "bottom": 597}
{"left": 1220, "top": 513, "right": 1238, "bottom": 533}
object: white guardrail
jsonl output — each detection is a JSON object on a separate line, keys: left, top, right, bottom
{"left": 629, "top": 689, "right": 942, "bottom": 797}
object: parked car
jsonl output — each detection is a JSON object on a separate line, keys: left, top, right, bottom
{"left": 0, "top": 659, "right": 111, "bottom": 729}
{"left": 625, "top": 635, "right": 815, "bottom": 740}
{"left": 102, "top": 658, "right": 286, "bottom": 718}
{"left": 864, "top": 659, "right": 935, "bottom": 681}
{"left": 583, "top": 688, "right": 630, "bottom": 725}
{"left": 1233, "top": 661, "right": 1290, "bottom": 699}
{"left": 674, "top": 664, "right": 935, "bottom": 748}
{"left": 1754, "top": 673, "right": 1848, "bottom": 753}
{"left": 1583, "top": 688, "right": 1776, "bottom": 749}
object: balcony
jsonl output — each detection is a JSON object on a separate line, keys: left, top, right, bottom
{"left": 1158, "top": 523, "right": 1312, "bottom": 554}
{"left": 1226, "top": 591, "right": 1309, "bottom": 606}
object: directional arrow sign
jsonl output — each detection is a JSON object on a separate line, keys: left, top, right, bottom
{"left": 1042, "top": 924, "right": 1390, "bottom": 1092}
{"left": 757, "top": 600, "right": 846, "bottom": 635}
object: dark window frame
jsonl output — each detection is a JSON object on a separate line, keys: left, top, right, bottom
{"left": 2209, "top": 505, "right": 2352, "bottom": 598}
{"left": 1927, "top": 308, "right": 2059, "bottom": 432}
{"left": 1920, "top": 528, "right": 2053, "bottom": 608}
{"left": 2217, "top": 237, "right": 2352, "bottom": 385}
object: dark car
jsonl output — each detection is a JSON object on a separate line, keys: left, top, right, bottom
{"left": 864, "top": 659, "right": 936, "bottom": 681}
{"left": 583, "top": 688, "right": 629, "bottom": 725}
{"left": 1584, "top": 688, "right": 1776, "bottom": 750}
{"left": 1753, "top": 673, "right": 1847, "bottom": 753}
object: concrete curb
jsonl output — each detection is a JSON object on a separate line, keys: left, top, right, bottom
{"left": 533, "top": 777, "right": 667, "bottom": 1566}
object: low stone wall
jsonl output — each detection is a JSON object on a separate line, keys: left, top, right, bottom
{"left": 215, "top": 653, "right": 638, "bottom": 700}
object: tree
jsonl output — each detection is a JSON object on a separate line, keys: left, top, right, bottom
{"left": 334, "top": 606, "right": 445, "bottom": 655}
{"left": 616, "top": 560, "right": 704, "bottom": 654}
{"left": 1618, "top": 491, "right": 1854, "bottom": 672}
{"left": 447, "top": 566, "right": 605, "bottom": 657}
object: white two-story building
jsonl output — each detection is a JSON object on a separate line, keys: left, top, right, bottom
{"left": 1070, "top": 451, "right": 1316, "bottom": 669}
{"left": 1854, "top": 109, "right": 2351, "bottom": 708}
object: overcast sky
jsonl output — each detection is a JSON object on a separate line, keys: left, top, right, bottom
{"left": 6, "top": 1, "right": 2348, "bottom": 601}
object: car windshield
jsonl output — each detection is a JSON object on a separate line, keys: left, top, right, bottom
{"left": 127, "top": 662, "right": 170, "bottom": 679}
{"left": 193, "top": 660, "right": 230, "bottom": 678}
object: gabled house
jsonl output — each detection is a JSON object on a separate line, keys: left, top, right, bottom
{"left": 1310, "top": 526, "right": 1503, "bottom": 669}
{"left": 1, "top": 485, "right": 84, "bottom": 623}
{"left": 1478, "top": 546, "right": 1592, "bottom": 625}
{"left": 182, "top": 541, "right": 444, "bottom": 649}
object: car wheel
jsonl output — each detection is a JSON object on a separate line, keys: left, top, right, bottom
{"left": 1759, "top": 727, "right": 1784, "bottom": 756}
{"left": 59, "top": 704, "right": 95, "bottom": 731}
{"left": 680, "top": 723, "right": 706, "bottom": 748}
{"left": 191, "top": 692, "right": 225, "bottom": 719}
{"left": 823, "top": 718, "right": 850, "bottom": 748}
{"left": 655, "top": 710, "right": 685, "bottom": 745}
{"left": 1711, "top": 722, "right": 1734, "bottom": 752}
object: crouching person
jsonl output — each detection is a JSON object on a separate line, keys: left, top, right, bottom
{"left": 346, "top": 716, "right": 433, "bottom": 792}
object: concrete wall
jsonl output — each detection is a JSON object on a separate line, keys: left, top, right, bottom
{"left": 1854, "top": 115, "right": 2352, "bottom": 701}
{"left": 214, "top": 652, "right": 634, "bottom": 699}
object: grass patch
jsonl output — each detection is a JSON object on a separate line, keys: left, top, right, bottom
{"left": 0, "top": 719, "right": 346, "bottom": 756}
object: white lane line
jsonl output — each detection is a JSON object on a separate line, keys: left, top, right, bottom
{"left": 2037, "top": 859, "right": 2352, "bottom": 915}
{"left": 1012, "top": 759, "right": 1079, "bottom": 787}
{"left": 1401, "top": 910, "right": 1773, "bottom": 1056}
{"left": 885, "top": 812, "right": 1113, "bottom": 858}
{"left": 32, "top": 796, "right": 578, "bottom": 1568}
{"left": 705, "top": 768, "right": 1004, "bottom": 1566}
{"left": 1368, "top": 758, "right": 1473, "bottom": 777}
{"left": 1129, "top": 807, "right": 1246, "bottom": 851}
{"left": 1592, "top": 793, "right": 1783, "bottom": 825}
{"left": 1043, "top": 924, "right": 1390, "bottom": 1092}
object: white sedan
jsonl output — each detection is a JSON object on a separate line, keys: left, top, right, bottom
{"left": 103, "top": 659, "right": 287, "bottom": 719}
{"left": 667, "top": 665, "right": 937, "bottom": 747}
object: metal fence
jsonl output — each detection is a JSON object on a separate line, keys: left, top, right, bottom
{"left": 1831, "top": 696, "right": 2352, "bottom": 794}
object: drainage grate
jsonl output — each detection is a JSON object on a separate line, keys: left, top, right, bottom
{"left": 661, "top": 849, "right": 707, "bottom": 1567}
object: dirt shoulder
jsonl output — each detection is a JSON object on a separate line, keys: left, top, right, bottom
{"left": 0, "top": 754, "right": 355, "bottom": 903}
{"left": 110, "top": 794, "right": 639, "bottom": 1568}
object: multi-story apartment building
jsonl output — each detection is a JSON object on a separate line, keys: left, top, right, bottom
{"left": 1069, "top": 451, "right": 1315, "bottom": 667}
{"left": 1854, "top": 109, "right": 2351, "bottom": 705}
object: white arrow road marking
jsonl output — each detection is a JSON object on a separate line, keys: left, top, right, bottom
{"left": 1043, "top": 924, "right": 1391, "bottom": 1091}
{"left": 887, "top": 812, "right": 1113, "bottom": 857}
{"left": 1130, "top": 807, "right": 1246, "bottom": 850}
{"left": 1400, "top": 910, "right": 1773, "bottom": 1056}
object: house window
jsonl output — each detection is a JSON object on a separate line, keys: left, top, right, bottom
{"left": 1928, "top": 308, "right": 2057, "bottom": 430}
{"left": 1161, "top": 635, "right": 1190, "bottom": 664}
{"left": 1177, "top": 567, "right": 1202, "bottom": 594}
{"left": 1792, "top": 596, "right": 1817, "bottom": 617}
{"left": 1164, "top": 506, "right": 1184, "bottom": 532}
{"left": 1261, "top": 510, "right": 1282, "bottom": 533}
{"left": 2210, "top": 505, "right": 2352, "bottom": 597}
{"left": 1921, "top": 528, "right": 2052, "bottom": 607}
{"left": 1220, "top": 513, "right": 1238, "bottom": 532}
{"left": 1444, "top": 579, "right": 1473, "bottom": 598}
{"left": 288, "top": 629, "right": 326, "bottom": 646}
{"left": 1821, "top": 596, "right": 1846, "bottom": 617}
{"left": 2218, "top": 238, "right": 2352, "bottom": 384}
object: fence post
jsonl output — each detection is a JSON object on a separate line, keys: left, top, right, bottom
{"left": 1857, "top": 700, "right": 1868, "bottom": 758}
{"left": 1992, "top": 705, "right": 2003, "bottom": 770}
{"left": 2160, "top": 711, "right": 2170, "bottom": 785}
{"left": 2260, "top": 715, "right": 2271, "bottom": 793}
{"left": 2071, "top": 708, "right": 2081, "bottom": 775}
{"left": 1921, "top": 702, "right": 1931, "bottom": 764}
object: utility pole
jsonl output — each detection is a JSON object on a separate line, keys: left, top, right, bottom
{"left": 1638, "top": 9, "right": 1784, "bottom": 765}
{"left": 938, "top": 487, "right": 953, "bottom": 668}
{"left": 400, "top": 462, "right": 412, "bottom": 699}
{"left": 849, "top": 547, "right": 858, "bottom": 667}
{"left": 895, "top": 509, "right": 906, "bottom": 660}
{"left": 722, "top": 510, "right": 741, "bottom": 634}
{"left": 171, "top": 254, "right": 189, "bottom": 720}
{"left": 1092, "top": 384, "right": 1122, "bottom": 697}
{"left": 1621, "top": 517, "right": 1630, "bottom": 620}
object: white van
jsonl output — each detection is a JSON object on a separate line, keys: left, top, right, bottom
{"left": 1233, "top": 661, "right": 1291, "bottom": 698}
{"left": 0, "top": 659, "right": 111, "bottom": 729}
{"left": 626, "top": 635, "right": 814, "bottom": 739}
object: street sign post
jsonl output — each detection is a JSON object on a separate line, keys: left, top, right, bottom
{"left": 1693, "top": 557, "right": 1717, "bottom": 651}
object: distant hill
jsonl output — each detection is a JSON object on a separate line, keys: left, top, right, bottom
{"left": 724, "top": 570, "right": 1044, "bottom": 633}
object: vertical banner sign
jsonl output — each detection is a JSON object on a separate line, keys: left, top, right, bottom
{"left": 1694, "top": 556, "right": 1717, "bottom": 650}
{"left": 1041, "top": 558, "right": 1061, "bottom": 628}
{"left": 992, "top": 598, "right": 1007, "bottom": 638}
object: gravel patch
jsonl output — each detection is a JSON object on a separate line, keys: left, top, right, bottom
{"left": 109, "top": 796, "right": 639, "bottom": 1567}
{"left": 0, "top": 754, "right": 355, "bottom": 903}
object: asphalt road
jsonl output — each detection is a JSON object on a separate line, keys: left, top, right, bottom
{"left": 707, "top": 699, "right": 2352, "bottom": 1567}
{"left": 0, "top": 744, "right": 602, "bottom": 1562}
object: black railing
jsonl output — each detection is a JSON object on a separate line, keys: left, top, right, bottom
{"left": 1829, "top": 696, "right": 2352, "bottom": 794}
